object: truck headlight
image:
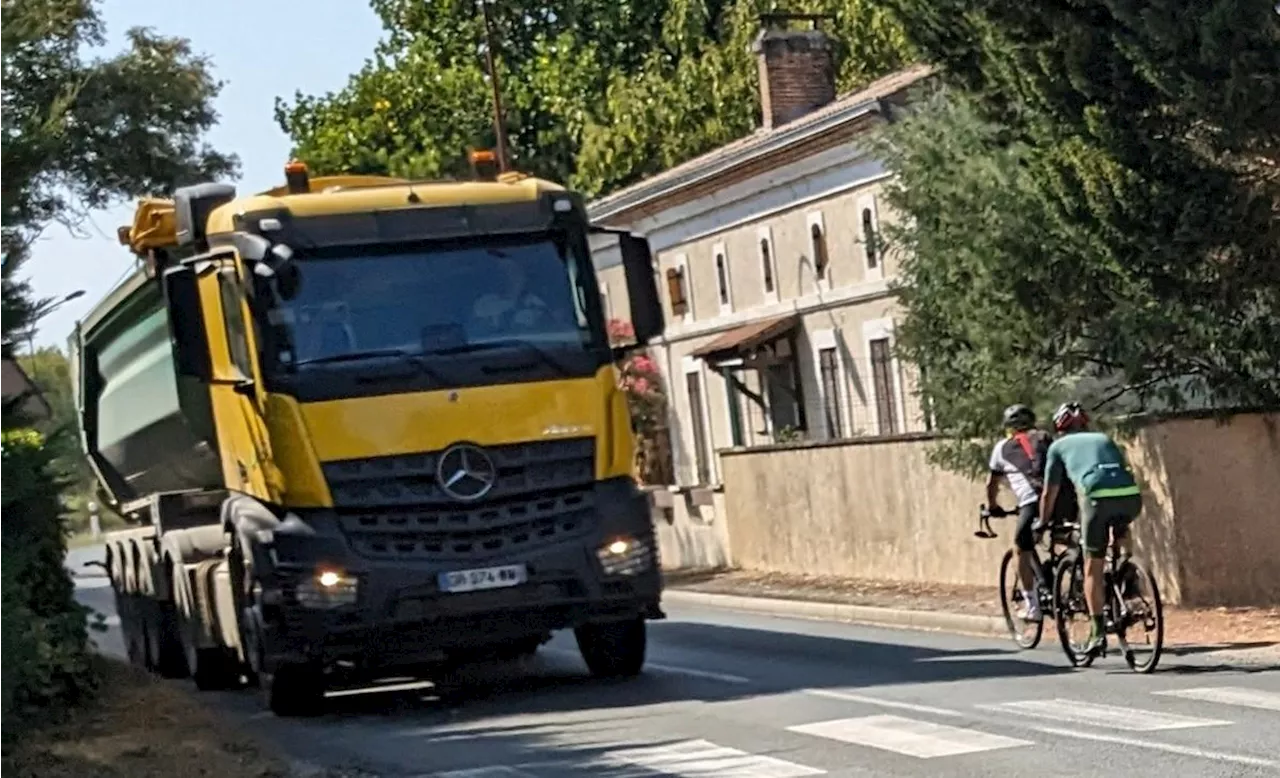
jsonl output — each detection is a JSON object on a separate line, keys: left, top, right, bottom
{"left": 597, "top": 536, "right": 652, "bottom": 577}
{"left": 295, "top": 568, "right": 359, "bottom": 609}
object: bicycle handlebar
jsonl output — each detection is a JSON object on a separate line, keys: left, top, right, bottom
{"left": 974, "top": 503, "right": 1003, "bottom": 539}
{"left": 974, "top": 502, "right": 1082, "bottom": 542}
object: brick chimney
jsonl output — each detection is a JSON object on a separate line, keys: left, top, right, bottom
{"left": 752, "top": 15, "right": 836, "bottom": 130}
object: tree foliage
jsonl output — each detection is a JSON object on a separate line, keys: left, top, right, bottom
{"left": 0, "top": 0, "right": 236, "bottom": 726}
{"left": 875, "top": 0, "right": 1280, "bottom": 472}
{"left": 276, "top": 0, "right": 915, "bottom": 198}
{"left": 1, "top": 0, "right": 239, "bottom": 342}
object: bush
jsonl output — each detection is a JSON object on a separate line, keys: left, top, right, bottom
{"left": 608, "top": 319, "right": 673, "bottom": 485}
{"left": 1, "top": 428, "right": 99, "bottom": 735}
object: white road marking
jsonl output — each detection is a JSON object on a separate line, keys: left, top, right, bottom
{"left": 326, "top": 680, "right": 435, "bottom": 698}
{"left": 543, "top": 647, "right": 751, "bottom": 684}
{"left": 74, "top": 576, "right": 111, "bottom": 590}
{"left": 1032, "top": 726, "right": 1280, "bottom": 770}
{"left": 788, "top": 715, "right": 1032, "bottom": 759}
{"left": 646, "top": 662, "right": 752, "bottom": 685}
{"left": 978, "top": 698, "right": 1231, "bottom": 731}
{"left": 801, "top": 688, "right": 964, "bottom": 718}
{"left": 433, "top": 768, "right": 540, "bottom": 778}
{"left": 1153, "top": 686, "right": 1280, "bottom": 713}
{"left": 601, "top": 738, "right": 825, "bottom": 777}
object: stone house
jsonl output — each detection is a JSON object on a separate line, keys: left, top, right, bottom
{"left": 590, "top": 23, "right": 934, "bottom": 489}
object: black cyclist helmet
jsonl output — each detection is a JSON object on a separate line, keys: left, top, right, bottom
{"left": 1002, "top": 404, "right": 1036, "bottom": 431}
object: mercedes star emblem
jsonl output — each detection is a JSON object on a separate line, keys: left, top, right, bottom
{"left": 436, "top": 443, "right": 497, "bottom": 502}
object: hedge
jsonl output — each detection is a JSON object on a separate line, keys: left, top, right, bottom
{"left": 2, "top": 428, "right": 99, "bottom": 734}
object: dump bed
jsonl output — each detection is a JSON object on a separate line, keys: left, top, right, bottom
{"left": 70, "top": 268, "right": 221, "bottom": 507}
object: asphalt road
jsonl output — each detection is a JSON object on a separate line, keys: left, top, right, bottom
{"left": 67, "top": 545, "right": 1280, "bottom": 777}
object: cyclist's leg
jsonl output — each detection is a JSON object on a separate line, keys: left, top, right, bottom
{"left": 1107, "top": 494, "right": 1143, "bottom": 592}
{"left": 1080, "top": 495, "right": 1110, "bottom": 651}
{"left": 1015, "top": 502, "right": 1041, "bottom": 618}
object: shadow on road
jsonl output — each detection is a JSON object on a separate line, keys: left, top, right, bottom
{"left": 311, "top": 619, "right": 1066, "bottom": 718}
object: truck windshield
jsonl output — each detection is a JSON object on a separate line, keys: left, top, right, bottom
{"left": 255, "top": 235, "right": 607, "bottom": 375}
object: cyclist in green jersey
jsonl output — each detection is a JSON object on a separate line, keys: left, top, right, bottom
{"left": 1039, "top": 402, "right": 1143, "bottom": 657}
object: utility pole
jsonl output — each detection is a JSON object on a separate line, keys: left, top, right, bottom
{"left": 478, "top": 0, "right": 510, "bottom": 173}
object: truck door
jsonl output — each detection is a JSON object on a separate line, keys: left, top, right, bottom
{"left": 203, "top": 255, "right": 281, "bottom": 501}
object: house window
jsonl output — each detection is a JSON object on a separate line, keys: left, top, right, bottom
{"left": 715, "top": 251, "right": 730, "bottom": 307}
{"left": 686, "top": 369, "right": 712, "bottom": 484}
{"left": 862, "top": 206, "right": 879, "bottom": 270}
{"left": 759, "top": 239, "right": 774, "bottom": 294}
{"left": 666, "top": 266, "right": 689, "bottom": 317}
{"left": 724, "top": 368, "right": 746, "bottom": 447}
{"left": 765, "top": 362, "right": 801, "bottom": 437}
{"left": 811, "top": 223, "right": 829, "bottom": 282}
{"left": 818, "top": 347, "right": 843, "bottom": 439}
{"left": 869, "top": 337, "right": 899, "bottom": 435}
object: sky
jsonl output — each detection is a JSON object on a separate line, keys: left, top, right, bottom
{"left": 24, "top": 0, "right": 385, "bottom": 349}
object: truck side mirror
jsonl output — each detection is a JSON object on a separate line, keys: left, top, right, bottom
{"left": 620, "top": 233, "right": 664, "bottom": 345}
{"left": 161, "top": 264, "right": 213, "bottom": 382}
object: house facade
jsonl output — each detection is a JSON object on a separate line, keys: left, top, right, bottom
{"left": 590, "top": 26, "right": 934, "bottom": 488}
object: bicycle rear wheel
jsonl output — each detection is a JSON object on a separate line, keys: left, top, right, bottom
{"left": 1113, "top": 558, "right": 1164, "bottom": 674}
{"left": 1053, "top": 551, "right": 1095, "bottom": 668}
{"left": 999, "top": 549, "right": 1043, "bottom": 649}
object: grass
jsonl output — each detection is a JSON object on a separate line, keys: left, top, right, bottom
{"left": 2, "top": 660, "right": 292, "bottom": 778}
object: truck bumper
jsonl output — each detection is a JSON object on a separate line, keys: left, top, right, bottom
{"left": 253, "top": 478, "right": 663, "bottom": 673}
{"left": 262, "top": 566, "right": 661, "bottom": 672}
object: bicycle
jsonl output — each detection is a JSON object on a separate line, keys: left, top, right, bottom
{"left": 975, "top": 504, "right": 1080, "bottom": 649}
{"left": 1053, "top": 541, "right": 1164, "bottom": 673}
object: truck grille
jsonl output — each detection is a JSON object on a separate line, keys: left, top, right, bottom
{"left": 321, "top": 438, "right": 597, "bottom": 562}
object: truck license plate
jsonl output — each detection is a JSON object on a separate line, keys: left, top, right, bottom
{"left": 437, "top": 564, "right": 528, "bottom": 593}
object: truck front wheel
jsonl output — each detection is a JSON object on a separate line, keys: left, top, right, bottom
{"left": 574, "top": 617, "right": 646, "bottom": 678}
{"left": 267, "top": 662, "right": 326, "bottom": 717}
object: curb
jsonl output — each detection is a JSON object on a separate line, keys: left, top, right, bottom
{"left": 663, "top": 588, "right": 1007, "bottom": 638}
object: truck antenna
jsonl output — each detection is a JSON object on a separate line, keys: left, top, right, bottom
{"left": 478, "top": 0, "right": 510, "bottom": 173}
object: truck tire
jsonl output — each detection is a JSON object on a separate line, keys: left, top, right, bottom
{"left": 154, "top": 601, "right": 190, "bottom": 679}
{"left": 267, "top": 662, "right": 326, "bottom": 717}
{"left": 190, "top": 648, "right": 241, "bottom": 691}
{"left": 574, "top": 617, "right": 646, "bottom": 678}
{"left": 118, "top": 595, "right": 147, "bottom": 668}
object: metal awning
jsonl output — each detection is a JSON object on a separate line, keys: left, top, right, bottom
{"left": 689, "top": 314, "right": 798, "bottom": 362}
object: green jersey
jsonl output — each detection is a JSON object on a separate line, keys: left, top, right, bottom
{"left": 1044, "top": 431, "right": 1140, "bottom": 499}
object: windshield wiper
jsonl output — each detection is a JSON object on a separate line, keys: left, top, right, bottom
{"left": 290, "top": 348, "right": 449, "bottom": 385}
{"left": 292, "top": 348, "right": 419, "bottom": 367}
{"left": 427, "top": 339, "right": 574, "bottom": 376}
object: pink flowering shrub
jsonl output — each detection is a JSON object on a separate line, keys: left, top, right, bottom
{"left": 608, "top": 318, "right": 672, "bottom": 484}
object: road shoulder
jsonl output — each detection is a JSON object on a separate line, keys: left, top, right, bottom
{"left": 2, "top": 659, "right": 291, "bottom": 778}
{"left": 663, "top": 569, "right": 1280, "bottom": 664}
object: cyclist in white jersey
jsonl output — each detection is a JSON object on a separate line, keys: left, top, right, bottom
{"left": 986, "top": 404, "right": 1053, "bottom": 621}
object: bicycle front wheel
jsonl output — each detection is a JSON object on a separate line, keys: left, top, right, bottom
{"left": 999, "top": 549, "right": 1043, "bottom": 649}
{"left": 1053, "top": 551, "right": 1095, "bottom": 668}
{"left": 1114, "top": 558, "right": 1164, "bottom": 674}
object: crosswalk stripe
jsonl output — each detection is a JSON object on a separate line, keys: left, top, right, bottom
{"left": 979, "top": 699, "right": 1231, "bottom": 731}
{"left": 1153, "top": 686, "right": 1280, "bottom": 712}
{"left": 788, "top": 715, "right": 1032, "bottom": 759}
{"left": 601, "top": 739, "right": 825, "bottom": 777}
{"left": 74, "top": 576, "right": 112, "bottom": 590}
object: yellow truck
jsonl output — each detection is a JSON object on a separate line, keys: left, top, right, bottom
{"left": 70, "top": 157, "right": 665, "bottom": 715}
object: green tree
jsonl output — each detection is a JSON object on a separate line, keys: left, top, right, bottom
{"left": 1, "top": 0, "right": 236, "bottom": 725}
{"left": 17, "top": 347, "right": 95, "bottom": 496}
{"left": 875, "top": 1, "right": 1280, "bottom": 472}
{"left": 576, "top": 0, "right": 914, "bottom": 196}
{"left": 276, "top": 0, "right": 915, "bottom": 198}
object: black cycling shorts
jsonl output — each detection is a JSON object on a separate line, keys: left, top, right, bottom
{"left": 1015, "top": 502, "right": 1039, "bottom": 552}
